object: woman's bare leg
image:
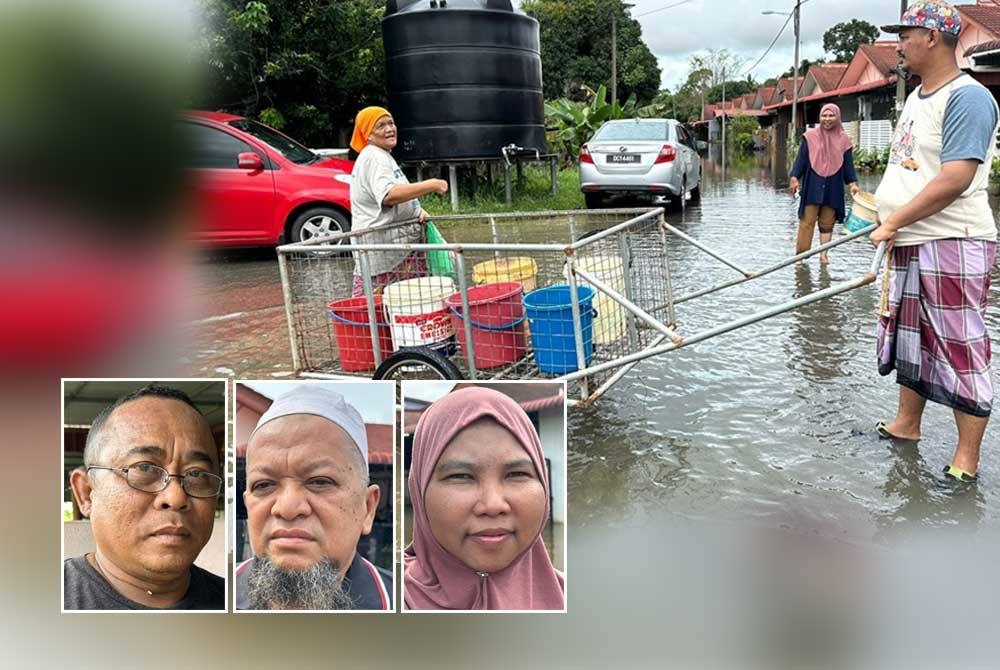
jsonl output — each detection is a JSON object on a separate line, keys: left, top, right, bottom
{"left": 796, "top": 204, "right": 819, "bottom": 263}
{"left": 817, "top": 206, "right": 836, "bottom": 264}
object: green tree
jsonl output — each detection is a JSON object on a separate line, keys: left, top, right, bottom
{"left": 194, "top": 0, "right": 386, "bottom": 146}
{"left": 823, "top": 19, "right": 878, "bottom": 63}
{"left": 523, "top": 0, "right": 661, "bottom": 105}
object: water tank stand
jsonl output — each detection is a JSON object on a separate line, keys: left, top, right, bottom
{"left": 403, "top": 154, "right": 559, "bottom": 212}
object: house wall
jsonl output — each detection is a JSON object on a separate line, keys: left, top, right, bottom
{"left": 958, "top": 18, "right": 998, "bottom": 69}
{"left": 539, "top": 405, "right": 566, "bottom": 525}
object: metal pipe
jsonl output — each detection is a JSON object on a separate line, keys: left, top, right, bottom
{"left": 560, "top": 269, "right": 880, "bottom": 382}
{"left": 573, "top": 266, "right": 682, "bottom": 343}
{"left": 276, "top": 250, "right": 302, "bottom": 373}
{"left": 489, "top": 216, "right": 500, "bottom": 261}
{"left": 570, "top": 208, "right": 664, "bottom": 250}
{"left": 564, "top": 258, "right": 590, "bottom": 402}
{"left": 662, "top": 222, "right": 752, "bottom": 276}
{"left": 619, "top": 231, "right": 639, "bottom": 349}
{"left": 672, "top": 224, "right": 876, "bottom": 305}
{"left": 454, "top": 251, "right": 478, "bottom": 379}
{"left": 578, "top": 333, "right": 671, "bottom": 406}
{"left": 659, "top": 212, "right": 676, "bottom": 328}
{"left": 358, "top": 253, "right": 384, "bottom": 367}
{"left": 286, "top": 242, "right": 571, "bottom": 253}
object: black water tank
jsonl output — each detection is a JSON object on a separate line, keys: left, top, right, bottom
{"left": 383, "top": 0, "right": 547, "bottom": 162}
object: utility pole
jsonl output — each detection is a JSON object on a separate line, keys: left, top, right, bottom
{"left": 721, "top": 66, "right": 726, "bottom": 169}
{"left": 895, "top": 0, "right": 907, "bottom": 116}
{"left": 611, "top": 14, "right": 618, "bottom": 105}
{"left": 791, "top": 0, "right": 801, "bottom": 145}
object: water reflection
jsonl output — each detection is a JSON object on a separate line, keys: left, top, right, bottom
{"left": 575, "top": 155, "right": 1000, "bottom": 539}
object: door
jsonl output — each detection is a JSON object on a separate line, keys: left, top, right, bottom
{"left": 183, "top": 122, "right": 276, "bottom": 245}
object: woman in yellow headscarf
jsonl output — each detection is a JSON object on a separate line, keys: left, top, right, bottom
{"left": 349, "top": 106, "right": 449, "bottom": 296}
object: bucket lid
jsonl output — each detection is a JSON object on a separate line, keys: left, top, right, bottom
{"left": 523, "top": 283, "right": 595, "bottom": 310}
{"left": 445, "top": 281, "right": 523, "bottom": 308}
{"left": 572, "top": 254, "right": 623, "bottom": 274}
{"left": 474, "top": 256, "right": 538, "bottom": 280}
{"left": 383, "top": 276, "right": 456, "bottom": 305}
{"left": 852, "top": 190, "right": 877, "bottom": 211}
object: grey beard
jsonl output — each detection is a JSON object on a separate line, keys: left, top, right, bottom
{"left": 246, "top": 555, "right": 355, "bottom": 610}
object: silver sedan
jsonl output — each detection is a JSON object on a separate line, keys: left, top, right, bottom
{"left": 579, "top": 118, "right": 702, "bottom": 209}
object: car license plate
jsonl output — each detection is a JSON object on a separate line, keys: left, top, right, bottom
{"left": 607, "top": 153, "right": 639, "bottom": 164}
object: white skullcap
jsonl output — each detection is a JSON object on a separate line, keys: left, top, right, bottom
{"left": 249, "top": 386, "right": 368, "bottom": 463}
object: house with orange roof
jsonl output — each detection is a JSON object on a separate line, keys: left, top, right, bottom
{"left": 797, "top": 63, "right": 849, "bottom": 98}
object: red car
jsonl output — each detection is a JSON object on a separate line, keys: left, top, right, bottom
{"left": 181, "top": 111, "right": 354, "bottom": 247}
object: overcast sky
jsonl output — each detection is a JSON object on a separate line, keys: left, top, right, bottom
{"left": 515, "top": 0, "right": 906, "bottom": 91}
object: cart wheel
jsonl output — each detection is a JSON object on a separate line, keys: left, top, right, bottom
{"left": 372, "top": 347, "right": 464, "bottom": 382}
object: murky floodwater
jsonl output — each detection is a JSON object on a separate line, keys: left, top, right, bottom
{"left": 568, "top": 156, "right": 1000, "bottom": 539}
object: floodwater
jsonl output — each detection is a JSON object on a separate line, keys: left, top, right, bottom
{"left": 568, "top": 155, "right": 1000, "bottom": 540}
{"left": 189, "top": 156, "right": 1000, "bottom": 541}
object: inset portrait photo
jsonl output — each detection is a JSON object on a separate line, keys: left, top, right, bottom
{"left": 402, "top": 381, "right": 567, "bottom": 612}
{"left": 61, "top": 379, "right": 228, "bottom": 612}
{"left": 234, "top": 381, "right": 394, "bottom": 612}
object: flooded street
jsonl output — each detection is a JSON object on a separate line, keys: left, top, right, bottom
{"left": 188, "top": 157, "right": 1000, "bottom": 540}
{"left": 569, "top": 156, "right": 1000, "bottom": 539}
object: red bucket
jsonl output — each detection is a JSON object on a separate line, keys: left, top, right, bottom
{"left": 445, "top": 282, "right": 526, "bottom": 368}
{"left": 328, "top": 296, "right": 393, "bottom": 372}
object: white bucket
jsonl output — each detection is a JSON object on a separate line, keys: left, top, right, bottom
{"left": 568, "top": 255, "right": 626, "bottom": 344}
{"left": 383, "top": 276, "right": 456, "bottom": 351}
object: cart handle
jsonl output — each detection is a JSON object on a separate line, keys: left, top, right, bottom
{"left": 448, "top": 307, "right": 525, "bottom": 331}
{"left": 328, "top": 310, "right": 390, "bottom": 328}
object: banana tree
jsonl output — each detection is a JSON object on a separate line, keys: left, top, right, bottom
{"left": 545, "top": 84, "right": 637, "bottom": 163}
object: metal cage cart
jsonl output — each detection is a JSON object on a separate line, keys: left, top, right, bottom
{"left": 278, "top": 208, "right": 883, "bottom": 408}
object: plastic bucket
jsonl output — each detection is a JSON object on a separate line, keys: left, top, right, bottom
{"left": 328, "top": 296, "right": 394, "bottom": 372}
{"left": 474, "top": 257, "right": 538, "bottom": 293}
{"left": 383, "top": 276, "right": 456, "bottom": 353}
{"left": 845, "top": 190, "right": 878, "bottom": 236}
{"left": 523, "top": 284, "right": 596, "bottom": 374}
{"left": 569, "top": 255, "right": 626, "bottom": 344}
{"left": 445, "top": 282, "right": 526, "bottom": 369}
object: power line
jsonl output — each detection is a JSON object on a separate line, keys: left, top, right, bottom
{"left": 635, "top": 0, "right": 697, "bottom": 19}
{"left": 741, "top": 10, "right": 793, "bottom": 77}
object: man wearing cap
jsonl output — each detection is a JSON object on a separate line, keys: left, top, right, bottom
{"left": 235, "top": 385, "right": 391, "bottom": 610}
{"left": 872, "top": 0, "right": 998, "bottom": 483}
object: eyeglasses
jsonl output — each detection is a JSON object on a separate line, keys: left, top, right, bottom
{"left": 86, "top": 464, "right": 222, "bottom": 498}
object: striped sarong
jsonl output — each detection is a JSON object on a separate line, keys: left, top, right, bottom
{"left": 876, "top": 238, "right": 996, "bottom": 417}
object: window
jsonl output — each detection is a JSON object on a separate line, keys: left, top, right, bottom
{"left": 593, "top": 121, "right": 669, "bottom": 142}
{"left": 228, "top": 120, "right": 317, "bottom": 165}
{"left": 183, "top": 122, "right": 258, "bottom": 169}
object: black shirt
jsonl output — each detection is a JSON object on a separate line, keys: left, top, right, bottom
{"left": 63, "top": 555, "right": 225, "bottom": 610}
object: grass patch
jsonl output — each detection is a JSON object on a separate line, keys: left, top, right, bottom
{"left": 418, "top": 165, "right": 585, "bottom": 215}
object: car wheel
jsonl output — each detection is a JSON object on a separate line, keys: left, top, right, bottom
{"left": 289, "top": 207, "right": 351, "bottom": 244}
{"left": 372, "top": 347, "right": 464, "bottom": 382}
{"left": 690, "top": 172, "right": 702, "bottom": 203}
{"left": 584, "top": 192, "right": 604, "bottom": 209}
{"left": 675, "top": 178, "right": 687, "bottom": 212}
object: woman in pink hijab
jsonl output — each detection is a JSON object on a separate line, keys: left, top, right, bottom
{"left": 404, "top": 386, "right": 565, "bottom": 610}
{"left": 789, "top": 103, "right": 860, "bottom": 264}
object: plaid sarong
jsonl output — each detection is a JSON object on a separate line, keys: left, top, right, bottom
{"left": 876, "top": 238, "right": 997, "bottom": 417}
{"left": 352, "top": 252, "right": 428, "bottom": 297}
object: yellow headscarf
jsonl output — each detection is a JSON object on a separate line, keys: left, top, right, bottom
{"left": 350, "top": 106, "right": 391, "bottom": 153}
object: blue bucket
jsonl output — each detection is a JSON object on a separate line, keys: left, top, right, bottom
{"left": 523, "top": 284, "right": 596, "bottom": 374}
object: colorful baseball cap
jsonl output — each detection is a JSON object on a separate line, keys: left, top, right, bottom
{"left": 881, "top": 0, "right": 962, "bottom": 36}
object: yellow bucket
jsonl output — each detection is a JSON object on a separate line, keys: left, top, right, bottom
{"left": 569, "top": 255, "right": 626, "bottom": 344}
{"left": 474, "top": 257, "right": 538, "bottom": 293}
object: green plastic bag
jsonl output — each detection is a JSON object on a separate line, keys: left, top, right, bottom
{"left": 425, "top": 220, "right": 455, "bottom": 278}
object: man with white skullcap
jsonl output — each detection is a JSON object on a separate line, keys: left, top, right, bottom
{"left": 235, "top": 385, "right": 391, "bottom": 610}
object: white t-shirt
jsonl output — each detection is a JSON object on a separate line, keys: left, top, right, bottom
{"left": 350, "top": 145, "right": 423, "bottom": 275}
{"left": 875, "top": 74, "right": 998, "bottom": 246}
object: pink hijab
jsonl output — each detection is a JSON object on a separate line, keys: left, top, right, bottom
{"left": 803, "top": 103, "right": 853, "bottom": 177}
{"left": 404, "top": 386, "right": 565, "bottom": 610}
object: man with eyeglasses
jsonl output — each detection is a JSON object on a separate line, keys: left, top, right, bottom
{"left": 235, "top": 385, "right": 391, "bottom": 610}
{"left": 65, "top": 384, "right": 224, "bottom": 610}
